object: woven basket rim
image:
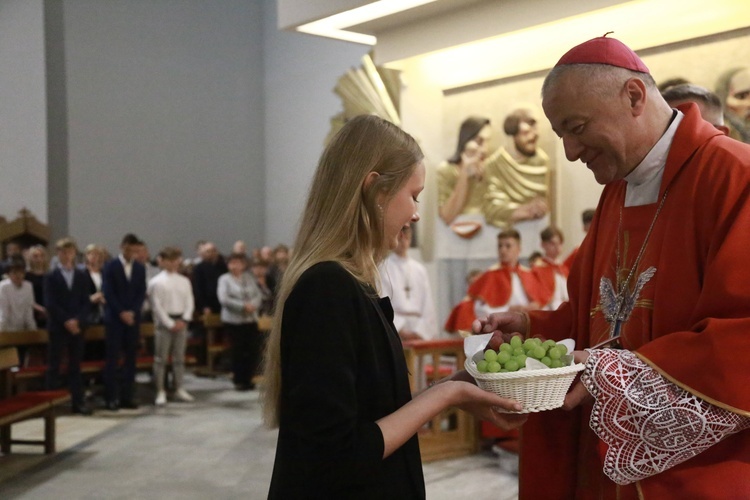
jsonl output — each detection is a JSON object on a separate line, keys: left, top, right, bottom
{"left": 465, "top": 358, "right": 585, "bottom": 380}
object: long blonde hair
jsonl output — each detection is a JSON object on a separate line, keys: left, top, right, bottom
{"left": 262, "top": 115, "right": 423, "bottom": 427}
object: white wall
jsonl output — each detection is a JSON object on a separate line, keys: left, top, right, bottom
{"left": 0, "top": 0, "right": 47, "bottom": 222}
{"left": 1, "top": 0, "right": 372, "bottom": 255}
{"left": 60, "top": 0, "right": 265, "bottom": 255}
{"left": 262, "top": 1, "right": 369, "bottom": 247}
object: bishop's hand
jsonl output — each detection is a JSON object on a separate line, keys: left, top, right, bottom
{"left": 472, "top": 312, "right": 528, "bottom": 351}
{"left": 562, "top": 350, "right": 592, "bottom": 410}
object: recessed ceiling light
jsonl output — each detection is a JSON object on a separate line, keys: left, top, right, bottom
{"left": 296, "top": 0, "right": 438, "bottom": 45}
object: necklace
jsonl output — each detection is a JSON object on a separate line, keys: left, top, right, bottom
{"left": 599, "top": 188, "right": 670, "bottom": 343}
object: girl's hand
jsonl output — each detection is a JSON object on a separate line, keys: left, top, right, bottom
{"left": 448, "top": 381, "right": 528, "bottom": 430}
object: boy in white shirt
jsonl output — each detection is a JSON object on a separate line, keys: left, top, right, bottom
{"left": 0, "top": 257, "right": 37, "bottom": 332}
{"left": 148, "top": 247, "right": 194, "bottom": 405}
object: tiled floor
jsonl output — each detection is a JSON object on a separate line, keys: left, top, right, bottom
{"left": 0, "top": 374, "right": 518, "bottom": 499}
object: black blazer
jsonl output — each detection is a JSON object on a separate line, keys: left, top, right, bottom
{"left": 44, "top": 267, "right": 91, "bottom": 334}
{"left": 191, "top": 257, "right": 228, "bottom": 313}
{"left": 102, "top": 258, "right": 146, "bottom": 324}
{"left": 268, "top": 262, "right": 425, "bottom": 499}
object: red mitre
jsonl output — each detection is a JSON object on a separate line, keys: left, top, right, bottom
{"left": 554, "top": 33, "right": 649, "bottom": 74}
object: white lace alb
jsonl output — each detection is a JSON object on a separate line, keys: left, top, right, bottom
{"left": 582, "top": 349, "right": 750, "bottom": 485}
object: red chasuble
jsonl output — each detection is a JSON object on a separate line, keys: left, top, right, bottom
{"left": 468, "top": 264, "right": 549, "bottom": 308}
{"left": 563, "top": 246, "right": 579, "bottom": 273}
{"left": 443, "top": 297, "right": 475, "bottom": 334}
{"left": 519, "top": 104, "right": 750, "bottom": 499}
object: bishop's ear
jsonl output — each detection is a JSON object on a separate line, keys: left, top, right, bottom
{"left": 624, "top": 78, "right": 648, "bottom": 116}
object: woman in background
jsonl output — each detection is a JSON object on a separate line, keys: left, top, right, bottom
{"left": 25, "top": 245, "right": 49, "bottom": 328}
{"left": 84, "top": 244, "right": 107, "bottom": 324}
{"left": 217, "top": 253, "right": 262, "bottom": 391}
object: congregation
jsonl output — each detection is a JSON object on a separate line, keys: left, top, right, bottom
{"left": 0, "top": 235, "right": 290, "bottom": 415}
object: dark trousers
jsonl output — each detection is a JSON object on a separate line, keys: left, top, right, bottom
{"left": 224, "top": 322, "right": 260, "bottom": 386}
{"left": 103, "top": 320, "right": 140, "bottom": 403}
{"left": 46, "top": 329, "right": 85, "bottom": 406}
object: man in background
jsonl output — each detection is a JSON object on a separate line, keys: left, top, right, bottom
{"left": 715, "top": 67, "right": 750, "bottom": 143}
{"left": 662, "top": 82, "right": 730, "bottom": 135}
{"left": 379, "top": 225, "right": 437, "bottom": 340}
{"left": 191, "top": 241, "right": 227, "bottom": 318}
{"left": 533, "top": 226, "right": 569, "bottom": 310}
{"left": 102, "top": 233, "right": 147, "bottom": 410}
{"left": 44, "top": 238, "right": 92, "bottom": 415}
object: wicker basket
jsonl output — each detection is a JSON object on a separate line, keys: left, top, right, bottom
{"left": 465, "top": 359, "right": 585, "bottom": 413}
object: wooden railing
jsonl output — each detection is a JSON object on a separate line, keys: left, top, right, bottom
{"left": 401, "top": 337, "right": 477, "bottom": 462}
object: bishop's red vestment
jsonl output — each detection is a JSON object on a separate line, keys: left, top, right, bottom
{"left": 520, "top": 104, "right": 750, "bottom": 499}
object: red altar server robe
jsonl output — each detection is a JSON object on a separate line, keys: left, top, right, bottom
{"left": 533, "top": 257, "right": 569, "bottom": 309}
{"left": 443, "top": 297, "right": 475, "bottom": 334}
{"left": 468, "top": 263, "right": 549, "bottom": 309}
{"left": 519, "top": 104, "right": 750, "bottom": 499}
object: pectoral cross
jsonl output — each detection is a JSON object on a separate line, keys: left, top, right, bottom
{"left": 404, "top": 283, "right": 411, "bottom": 299}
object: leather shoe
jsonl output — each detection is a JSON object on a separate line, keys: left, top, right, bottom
{"left": 120, "top": 399, "right": 139, "bottom": 410}
{"left": 72, "top": 403, "right": 93, "bottom": 416}
{"left": 104, "top": 400, "right": 119, "bottom": 411}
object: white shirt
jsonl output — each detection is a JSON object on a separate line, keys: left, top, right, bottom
{"left": 89, "top": 270, "right": 102, "bottom": 292}
{"left": 119, "top": 254, "right": 133, "bottom": 280}
{"left": 543, "top": 259, "right": 569, "bottom": 311}
{"left": 0, "top": 279, "right": 37, "bottom": 331}
{"left": 379, "top": 253, "right": 438, "bottom": 340}
{"left": 147, "top": 270, "right": 195, "bottom": 329}
{"left": 624, "top": 110, "right": 684, "bottom": 207}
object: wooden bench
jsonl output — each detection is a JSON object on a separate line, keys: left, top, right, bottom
{"left": 0, "top": 330, "right": 59, "bottom": 392}
{"left": 0, "top": 347, "right": 70, "bottom": 454}
{"left": 402, "top": 338, "right": 478, "bottom": 462}
{"left": 200, "top": 313, "right": 226, "bottom": 375}
{"left": 195, "top": 313, "right": 272, "bottom": 378}
{"left": 0, "top": 323, "right": 196, "bottom": 394}
{"left": 82, "top": 322, "right": 196, "bottom": 371}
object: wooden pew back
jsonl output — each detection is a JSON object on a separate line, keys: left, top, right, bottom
{"left": 0, "top": 347, "right": 19, "bottom": 371}
{"left": 0, "top": 330, "right": 49, "bottom": 348}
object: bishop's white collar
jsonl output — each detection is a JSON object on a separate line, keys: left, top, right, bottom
{"left": 624, "top": 109, "right": 683, "bottom": 207}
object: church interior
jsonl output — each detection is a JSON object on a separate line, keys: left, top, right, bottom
{"left": 2, "top": 0, "right": 750, "bottom": 498}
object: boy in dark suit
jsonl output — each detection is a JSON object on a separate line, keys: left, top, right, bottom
{"left": 102, "top": 233, "right": 147, "bottom": 410}
{"left": 44, "top": 237, "right": 92, "bottom": 415}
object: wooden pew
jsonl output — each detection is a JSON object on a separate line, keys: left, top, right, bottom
{"left": 0, "top": 330, "right": 52, "bottom": 392}
{"left": 194, "top": 313, "right": 272, "bottom": 378}
{"left": 401, "top": 338, "right": 478, "bottom": 462}
{"left": 199, "top": 313, "right": 226, "bottom": 375}
{"left": 84, "top": 322, "right": 159, "bottom": 371}
{"left": 0, "top": 323, "right": 189, "bottom": 393}
{"left": 0, "top": 347, "right": 70, "bottom": 454}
